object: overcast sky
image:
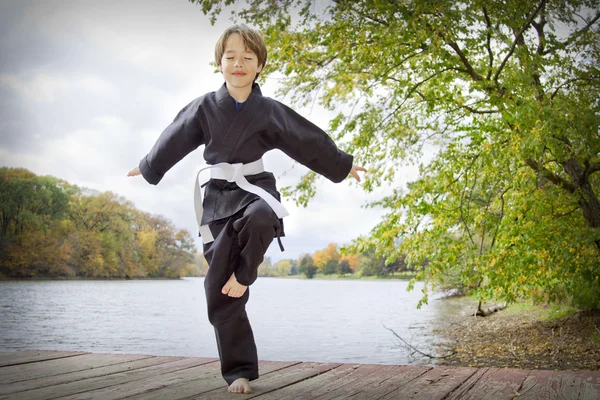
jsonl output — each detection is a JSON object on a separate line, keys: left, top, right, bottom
{"left": 0, "top": 0, "right": 421, "bottom": 262}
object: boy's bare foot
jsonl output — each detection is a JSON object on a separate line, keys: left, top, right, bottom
{"left": 221, "top": 272, "right": 248, "bottom": 298}
{"left": 228, "top": 377, "right": 252, "bottom": 394}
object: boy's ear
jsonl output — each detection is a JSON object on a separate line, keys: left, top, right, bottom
{"left": 257, "top": 64, "right": 263, "bottom": 73}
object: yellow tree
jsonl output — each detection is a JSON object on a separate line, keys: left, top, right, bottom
{"left": 274, "top": 259, "right": 292, "bottom": 276}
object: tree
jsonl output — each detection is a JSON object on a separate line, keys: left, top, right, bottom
{"left": 0, "top": 168, "right": 69, "bottom": 237}
{"left": 339, "top": 253, "right": 359, "bottom": 273}
{"left": 0, "top": 168, "right": 197, "bottom": 279}
{"left": 274, "top": 258, "right": 293, "bottom": 276}
{"left": 298, "top": 254, "right": 318, "bottom": 278}
{"left": 357, "top": 252, "right": 399, "bottom": 277}
{"left": 257, "top": 256, "right": 275, "bottom": 277}
{"left": 323, "top": 258, "right": 339, "bottom": 275}
{"left": 338, "top": 259, "right": 352, "bottom": 275}
{"left": 289, "top": 259, "right": 299, "bottom": 275}
{"left": 313, "top": 243, "right": 341, "bottom": 272}
{"left": 194, "top": 0, "right": 600, "bottom": 309}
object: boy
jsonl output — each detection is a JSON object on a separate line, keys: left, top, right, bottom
{"left": 128, "top": 25, "right": 366, "bottom": 394}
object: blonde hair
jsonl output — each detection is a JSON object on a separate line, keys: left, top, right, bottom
{"left": 215, "top": 25, "right": 268, "bottom": 80}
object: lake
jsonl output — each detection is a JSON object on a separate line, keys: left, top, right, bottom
{"left": 0, "top": 277, "right": 459, "bottom": 365}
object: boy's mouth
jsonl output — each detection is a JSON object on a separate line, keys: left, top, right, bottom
{"left": 232, "top": 72, "right": 246, "bottom": 76}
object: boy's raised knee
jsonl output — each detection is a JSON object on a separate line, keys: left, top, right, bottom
{"left": 234, "top": 200, "right": 278, "bottom": 233}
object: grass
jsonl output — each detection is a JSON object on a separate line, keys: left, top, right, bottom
{"left": 276, "top": 271, "right": 419, "bottom": 280}
{"left": 503, "top": 300, "right": 580, "bottom": 321}
{"left": 543, "top": 303, "right": 579, "bottom": 321}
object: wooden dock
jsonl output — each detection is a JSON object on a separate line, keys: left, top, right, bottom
{"left": 0, "top": 350, "right": 599, "bottom": 399}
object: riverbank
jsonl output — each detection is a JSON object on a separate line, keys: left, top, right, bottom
{"left": 0, "top": 276, "right": 181, "bottom": 281}
{"left": 279, "top": 272, "right": 419, "bottom": 280}
{"left": 430, "top": 296, "right": 600, "bottom": 371}
{"left": 0, "top": 272, "right": 418, "bottom": 281}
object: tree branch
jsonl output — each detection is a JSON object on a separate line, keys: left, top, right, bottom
{"left": 383, "top": 324, "right": 455, "bottom": 359}
{"left": 339, "top": 0, "right": 390, "bottom": 26}
{"left": 551, "top": 75, "right": 600, "bottom": 99}
{"left": 556, "top": 10, "right": 600, "bottom": 51}
{"left": 462, "top": 105, "right": 500, "bottom": 114}
{"left": 490, "top": 187, "right": 510, "bottom": 249}
{"left": 531, "top": 10, "right": 546, "bottom": 56}
{"left": 525, "top": 158, "right": 577, "bottom": 193}
{"left": 378, "top": 67, "right": 455, "bottom": 129}
{"left": 493, "top": 0, "right": 547, "bottom": 83}
{"left": 482, "top": 6, "right": 494, "bottom": 80}
{"left": 530, "top": 8, "right": 547, "bottom": 100}
{"left": 584, "top": 161, "right": 600, "bottom": 183}
{"left": 447, "top": 41, "right": 484, "bottom": 81}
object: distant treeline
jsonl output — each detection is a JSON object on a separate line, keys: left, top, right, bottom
{"left": 254, "top": 243, "right": 416, "bottom": 279}
{"left": 0, "top": 167, "right": 415, "bottom": 280}
{"left": 0, "top": 167, "right": 197, "bottom": 279}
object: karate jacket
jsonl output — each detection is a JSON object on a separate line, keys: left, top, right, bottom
{"left": 139, "top": 83, "right": 353, "bottom": 238}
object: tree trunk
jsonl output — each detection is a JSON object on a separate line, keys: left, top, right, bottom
{"left": 475, "top": 300, "right": 507, "bottom": 317}
{"left": 563, "top": 159, "right": 600, "bottom": 250}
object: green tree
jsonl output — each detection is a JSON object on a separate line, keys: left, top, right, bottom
{"left": 0, "top": 168, "right": 69, "bottom": 237}
{"left": 298, "top": 254, "right": 318, "bottom": 278}
{"left": 0, "top": 168, "right": 71, "bottom": 277}
{"left": 323, "top": 259, "right": 339, "bottom": 275}
{"left": 195, "top": 0, "right": 600, "bottom": 308}
{"left": 357, "top": 252, "right": 399, "bottom": 277}
{"left": 338, "top": 259, "right": 352, "bottom": 275}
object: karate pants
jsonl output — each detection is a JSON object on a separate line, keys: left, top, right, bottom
{"left": 202, "top": 198, "right": 281, "bottom": 385}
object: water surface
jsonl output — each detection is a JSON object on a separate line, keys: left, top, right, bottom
{"left": 0, "top": 277, "right": 454, "bottom": 365}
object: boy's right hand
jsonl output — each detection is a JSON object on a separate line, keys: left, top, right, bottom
{"left": 127, "top": 167, "right": 141, "bottom": 177}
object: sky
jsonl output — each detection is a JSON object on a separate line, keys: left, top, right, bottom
{"left": 0, "top": 0, "right": 420, "bottom": 262}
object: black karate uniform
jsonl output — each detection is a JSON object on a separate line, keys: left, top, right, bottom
{"left": 139, "top": 82, "right": 353, "bottom": 385}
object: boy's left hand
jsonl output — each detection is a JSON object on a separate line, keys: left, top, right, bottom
{"left": 350, "top": 165, "right": 367, "bottom": 182}
{"left": 127, "top": 167, "right": 141, "bottom": 177}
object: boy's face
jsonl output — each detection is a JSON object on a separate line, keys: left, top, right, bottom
{"left": 220, "top": 33, "right": 263, "bottom": 92}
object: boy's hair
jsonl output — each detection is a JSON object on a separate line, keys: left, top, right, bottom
{"left": 215, "top": 25, "right": 268, "bottom": 80}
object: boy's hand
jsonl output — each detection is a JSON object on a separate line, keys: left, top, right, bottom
{"left": 127, "top": 167, "right": 141, "bottom": 177}
{"left": 350, "top": 165, "right": 367, "bottom": 182}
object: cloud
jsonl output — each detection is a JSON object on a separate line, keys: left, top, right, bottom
{"left": 0, "top": 0, "right": 415, "bottom": 262}
{"left": 0, "top": 73, "right": 113, "bottom": 103}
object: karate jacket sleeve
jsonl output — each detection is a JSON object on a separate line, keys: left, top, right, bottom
{"left": 268, "top": 101, "right": 353, "bottom": 183}
{"left": 139, "top": 99, "right": 205, "bottom": 185}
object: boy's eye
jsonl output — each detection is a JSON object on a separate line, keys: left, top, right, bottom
{"left": 245, "top": 57, "right": 253, "bottom": 60}
{"left": 226, "top": 57, "right": 234, "bottom": 60}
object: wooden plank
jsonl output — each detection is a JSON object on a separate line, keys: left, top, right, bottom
{"left": 561, "top": 371, "right": 600, "bottom": 400}
{"left": 123, "top": 359, "right": 300, "bottom": 400}
{"left": 194, "top": 362, "right": 344, "bottom": 400}
{"left": 0, "top": 350, "right": 87, "bottom": 367}
{"left": 240, "top": 363, "right": 432, "bottom": 400}
{"left": 379, "top": 366, "right": 478, "bottom": 400}
{"left": 0, "top": 350, "right": 598, "bottom": 400}
{"left": 1, "top": 356, "right": 215, "bottom": 400}
{"left": 516, "top": 370, "right": 562, "bottom": 400}
{"left": 54, "top": 360, "right": 224, "bottom": 400}
{"left": 0, "top": 353, "right": 154, "bottom": 385}
{"left": 445, "top": 367, "right": 529, "bottom": 400}
{"left": 440, "top": 368, "right": 489, "bottom": 400}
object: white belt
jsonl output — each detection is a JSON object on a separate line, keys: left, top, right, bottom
{"left": 194, "top": 159, "right": 290, "bottom": 244}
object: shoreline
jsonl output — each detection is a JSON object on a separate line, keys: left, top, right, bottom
{"left": 0, "top": 273, "right": 419, "bottom": 282}
{"left": 0, "top": 276, "right": 183, "bottom": 281}
{"left": 430, "top": 296, "right": 600, "bottom": 371}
